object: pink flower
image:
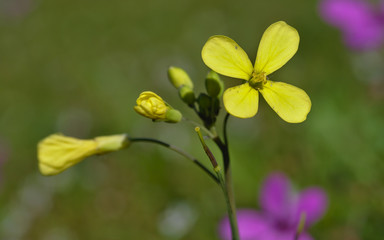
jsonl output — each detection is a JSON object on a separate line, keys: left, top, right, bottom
{"left": 218, "top": 173, "right": 328, "bottom": 240}
{"left": 319, "top": 0, "right": 384, "bottom": 50}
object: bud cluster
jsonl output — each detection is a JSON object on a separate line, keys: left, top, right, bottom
{"left": 166, "top": 66, "right": 224, "bottom": 128}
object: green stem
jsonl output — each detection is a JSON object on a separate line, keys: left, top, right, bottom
{"left": 213, "top": 136, "right": 229, "bottom": 172}
{"left": 217, "top": 171, "right": 238, "bottom": 240}
{"left": 129, "top": 137, "right": 219, "bottom": 184}
{"left": 223, "top": 167, "right": 238, "bottom": 239}
{"left": 213, "top": 114, "right": 238, "bottom": 240}
{"left": 195, "top": 127, "right": 239, "bottom": 240}
{"left": 223, "top": 113, "right": 230, "bottom": 147}
{"left": 212, "top": 113, "right": 231, "bottom": 172}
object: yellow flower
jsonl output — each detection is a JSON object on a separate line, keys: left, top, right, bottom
{"left": 201, "top": 21, "right": 311, "bottom": 123}
{"left": 134, "top": 91, "right": 182, "bottom": 123}
{"left": 38, "top": 133, "right": 129, "bottom": 176}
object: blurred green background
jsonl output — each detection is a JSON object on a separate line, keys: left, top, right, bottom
{"left": 1, "top": 0, "right": 384, "bottom": 239}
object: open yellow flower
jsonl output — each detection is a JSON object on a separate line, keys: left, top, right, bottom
{"left": 38, "top": 133, "right": 129, "bottom": 176}
{"left": 201, "top": 21, "right": 311, "bottom": 123}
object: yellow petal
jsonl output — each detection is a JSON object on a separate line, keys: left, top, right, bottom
{"left": 259, "top": 80, "right": 311, "bottom": 123}
{"left": 254, "top": 21, "right": 299, "bottom": 75}
{"left": 38, "top": 134, "right": 98, "bottom": 175}
{"left": 38, "top": 134, "right": 129, "bottom": 176}
{"left": 202, "top": 35, "right": 253, "bottom": 80}
{"left": 223, "top": 83, "right": 259, "bottom": 118}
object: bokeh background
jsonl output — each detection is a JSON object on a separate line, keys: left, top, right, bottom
{"left": 1, "top": 0, "right": 384, "bottom": 239}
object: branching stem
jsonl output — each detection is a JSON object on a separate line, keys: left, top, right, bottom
{"left": 129, "top": 137, "right": 219, "bottom": 184}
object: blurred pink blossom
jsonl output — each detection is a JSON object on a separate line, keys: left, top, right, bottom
{"left": 319, "top": 0, "right": 384, "bottom": 50}
{"left": 218, "top": 173, "right": 327, "bottom": 240}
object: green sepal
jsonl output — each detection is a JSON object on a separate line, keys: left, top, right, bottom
{"left": 178, "top": 85, "right": 195, "bottom": 105}
{"left": 165, "top": 109, "right": 183, "bottom": 123}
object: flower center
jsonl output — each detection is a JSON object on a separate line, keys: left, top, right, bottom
{"left": 249, "top": 71, "right": 267, "bottom": 89}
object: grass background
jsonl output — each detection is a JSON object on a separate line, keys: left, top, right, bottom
{"left": 1, "top": 0, "right": 384, "bottom": 239}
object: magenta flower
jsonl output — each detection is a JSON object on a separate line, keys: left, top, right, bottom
{"left": 218, "top": 173, "right": 327, "bottom": 240}
{"left": 319, "top": 0, "right": 384, "bottom": 50}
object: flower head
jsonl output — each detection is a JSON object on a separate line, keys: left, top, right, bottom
{"left": 134, "top": 91, "right": 182, "bottom": 123}
{"left": 219, "top": 173, "right": 328, "bottom": 240}
{"left": 202, "top": 21, "right": 311, "bottom": 123}
{"left": 319, "top": 0, "right": 384, "bottom": 50}
{"left": 38, "top": 133, "right": 129, "bottom": 176}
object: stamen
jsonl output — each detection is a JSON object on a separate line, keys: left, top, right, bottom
{"left": 249, "top": 72, "right": 267, "bottom": 89}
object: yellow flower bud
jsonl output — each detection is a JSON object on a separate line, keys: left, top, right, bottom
{"left": 38, "top": 133, "right": 129, "bottom": 176}
{"left": 134, "top": 91, "right": 182, "bottom": 123}
{"left": 134, "top": 91, "right": 168, "bottom": 119}
{"left": 167, "top": 66, "right": 194, "bottom": 89}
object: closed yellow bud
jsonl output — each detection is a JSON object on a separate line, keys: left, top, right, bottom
{"left": 38, "top": 133, "right": 129, "bottom": 176}
{"left": 167, "top": 66, "right": 194, "bottom": 89}
{"left": 134, "top": 91, "right": 168, "bottom": 119}
{"left": 134, "top": 91, "right": 182, "bottom": 123}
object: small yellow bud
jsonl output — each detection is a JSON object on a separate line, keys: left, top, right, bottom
{"left": 134, "top": 91, "right": 168, "bottom": 119}
{"left": 168, "top": 66, "right": 194, "bottom": 89}
{"left": 134, "top": 91, "right": 182, "bottom": 123}
{"left": 38, "top": 133, "right": 129, "bottom": 176}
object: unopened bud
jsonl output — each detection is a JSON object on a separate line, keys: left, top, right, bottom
{"left": 178, "top": 85, "right": 195, "bottom": 105}
{"left": 168, "top": 66, "right": 194, "bottom": 89}
{"left": 205, "top": 71, "right": 224, "bottom": 97}
{"left": 134, "top": 91, "right": 168, "bottom": 120}
{"left": 134, "top": 91, "right": 182, "bottom": 123}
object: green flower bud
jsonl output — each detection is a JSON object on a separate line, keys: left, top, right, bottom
{"left": 205, "top": 71, "right": 224, "bottom": 97}
{"left": 178, "top": 85, "right": 195, "bottom": 105}
{"left": 168, "top": 66, "right": 194, "bottom": 89}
